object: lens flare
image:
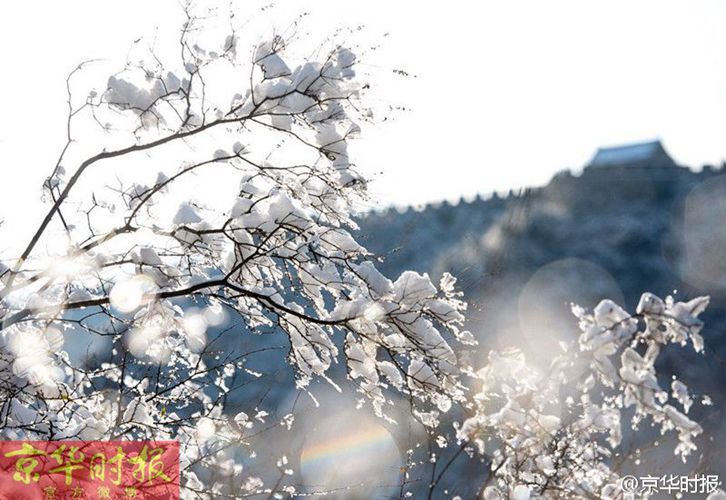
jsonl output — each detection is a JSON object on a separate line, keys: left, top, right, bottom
{"left": 300, "top": 414, "right": 402, "bottom": 496}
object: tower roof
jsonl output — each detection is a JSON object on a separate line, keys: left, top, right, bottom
{"left": 588, "top": 140, "right": 676, "bottom": 168}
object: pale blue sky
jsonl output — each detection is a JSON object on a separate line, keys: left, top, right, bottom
{"left": 2, "top": 0, "right": 726, "bottom": 223}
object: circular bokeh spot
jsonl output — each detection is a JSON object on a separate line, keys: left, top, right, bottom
{"left": 680, "top": 175, "right": 726, "bottom": 291}
{"left": 517, "top": 258, "right": 624, "bottom": 364}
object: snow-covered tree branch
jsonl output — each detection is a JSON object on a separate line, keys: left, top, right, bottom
{"left": 457, "top": 293, "right": 716, "bottom": 499}
{"left": 0, "top": 4, "right": 471, "bottom": 497}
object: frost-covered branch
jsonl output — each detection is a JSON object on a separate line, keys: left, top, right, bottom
{"left": 457, "top": 293, "right": 713, "bottom": 499}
